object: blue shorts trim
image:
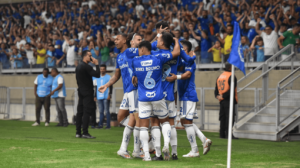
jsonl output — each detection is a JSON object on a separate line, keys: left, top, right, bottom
{"left": 139, "top": 117, "right": 150, "bottom": 119}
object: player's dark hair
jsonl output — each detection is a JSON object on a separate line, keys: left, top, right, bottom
{"left": 52, "top": 67, "right": 59, "bottom": 73}
{"left": 43, "top": 68, "right": 49, "bottom": 73}
{"left": 155, "top": 20, "right": 169, "bottom": 29}
{"left": 118, "top": 33, "right": 129, "bottom": 47}
{"left": 138, "top": 41, "right": 152, "bottom": 51}
{"left": 82, "top": 50, "right": 90, "bottom": 58}
{"left": 100, "top": 64, "right": 107, "bottom": 69}
{"left": 225, "top": 62, "right": 232, "bottom": 72}
{"left": 180, "top": 40, "right": 192, "bottom": 53}
{"left": 161, "top": 32, "right": 174, "bottom": 49}
{"left": 293, "top": 23, "right": 300, "bottom": 28}
{"left": 49, "top": 44, "right": 54, "bottom": 48}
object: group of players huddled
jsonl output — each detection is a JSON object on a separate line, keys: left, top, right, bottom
{"left": 98, "top": 21, "right": 212, "bottom": 161}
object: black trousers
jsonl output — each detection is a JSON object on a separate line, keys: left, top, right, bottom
{"left": 219, "top": 101, "right": 236, "bottom": 138}
{"left": 76, "top": 91, "right": 96, "bottom": 135}
{"left": 90, "top": 108, "right": 96, "bottom": 126}
{"left": 35, "top": 96, "right": 51, "bottom": 124}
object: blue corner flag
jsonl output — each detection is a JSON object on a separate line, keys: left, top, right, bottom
{"left": 227, "top": 22, "right": 246, "bottom": 75}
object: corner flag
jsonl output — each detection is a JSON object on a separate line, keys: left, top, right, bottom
{"left": 227, "top": 21, "right": 246, "bottom": 75}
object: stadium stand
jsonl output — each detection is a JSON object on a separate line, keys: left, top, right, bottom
{"left": 0, "top": 0, "right": 299, "bottom": 73}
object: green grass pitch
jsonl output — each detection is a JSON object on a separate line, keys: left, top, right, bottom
{"left": 0, "top": 120, "right": 300, "bottom": 168}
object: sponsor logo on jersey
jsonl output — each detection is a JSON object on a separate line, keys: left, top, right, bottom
{"left": 141, "top": 60, "right": 153, "bottom": 66}
{"left": 166, "top": 59, "right": 177, "bottom": 65}
{"left": 185, "top": 67, "right": 192, "bottom": 70}
{"left": 161, "top": 53, "right": 171, "bottom": 58}
{"left": 119, "top": 63, "right": 129, "bottom": 69}
{"left": 146, "top": 91, "right": 156, "bottom": 98}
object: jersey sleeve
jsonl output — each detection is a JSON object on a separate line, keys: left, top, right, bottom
{"left": 125, "top": 48, "right": 139, "bottom": 59}
{"left": 34, "top": 77, "right": 38, "bottom": 84}
{"left": 157, "top": 53, "right": 173, "bottom": 64}
{"left": 57, "top": 76, "right": 63, "bottom": 84}
{"left": 151, "top": 41, "right": 157, "bottom": 51}
{"left": 115, "top": 55, "right": 119, "bottom": 69}
{"left": 184, "top": 62, "right": 196, "bottom": 73}
{"left": 93, "top": 78, "right": 97, "bottom": 86}
{"left": 179, "top": 42, "right": 196, "bottom": 63}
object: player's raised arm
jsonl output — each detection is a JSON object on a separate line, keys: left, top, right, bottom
{"left": 98, "top": 69, "right": 121, "bottom": 93}
{"left": 171, "top": 38, "right": 180, "bottom": 58}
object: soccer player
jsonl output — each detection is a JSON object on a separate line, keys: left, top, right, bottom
{"left": 131, "top": 37, "right": 180, "bottom": 161}
{"left": 98, "top": 33, "right": 143, "bottom": 159}
{"left": 166, "top": 40, "right": 212, "bottom": 157}
{"left": 150, "top": 24, "right": 197, "bottom": 161}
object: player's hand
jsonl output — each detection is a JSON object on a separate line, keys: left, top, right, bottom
{"left": 91, "top": 57, "right": 98, "bottom": 65}
{"left": 94, "top": 97, "right": 97, "bottom": 101}
{"left": 157, "top": 25, "right": 168, "bottom": 34}
{"left": 107, "top": 94, "right": 111, "bottom": 100}
{"left": 166, "top": 73, "right": 177, "bottom": 82}
{"left": 132, "top": 76, "right": 138, "bottom": 87}
{"left": 98, "top": 85, "right": 107, "bottom": 93}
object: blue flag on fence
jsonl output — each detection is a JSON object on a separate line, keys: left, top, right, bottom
{"left": 227, "top": 22, "right": 246, "bottom": 75}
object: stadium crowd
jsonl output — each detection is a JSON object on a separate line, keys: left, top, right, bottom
{"left": 0, "top": 0, "right": 300, "bottom": 69}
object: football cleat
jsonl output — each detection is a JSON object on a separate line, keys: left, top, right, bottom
{"left": 203, "top": 138, "right": 212, "bottom": 155}
{"left": 132, "top": 150, "right": 144, "bottom": 159}
{"left": 162, "top": 146, "right": 170, "bottom": 161}
{"left": 32, "top": 122, "right": 39, "bottom": 126}
{"left": 143, "top": 153, "right": 151, "bottom": 161}
{"left": 182, "top": 151, "right": 200, "bottom": 157}
{"left": 117, "top": 150, "right": 131, "bottom": 159}
{"left": 172, "top": 154, "right": 178, "bottom": 160}
{"left": 151, "top": 155, "right": 163, "bottom": 161}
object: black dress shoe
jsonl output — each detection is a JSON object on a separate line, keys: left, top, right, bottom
{"left": 172, "top": 154, "right": 178, "bottom": 160}
{"left": 63, "top": 123, "right": 69, "bottom": 127}
{"left": 151, "top": 155, "right": 163, "bottom": 161}
{"left": 75, "top": 134, "right": 82, "bottom": 138}
{"left": 56, "top": 124, "right": 63, "bottom": 127}
{"left": 232, "top": 135, "right": 239, "bottom": 139}
{"left": 82, "top": 134, "right": 96, "bottom": 139}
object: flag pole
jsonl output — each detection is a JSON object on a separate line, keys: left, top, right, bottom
{"left": 227, "top": 64, "right": 235, "bottom": 168}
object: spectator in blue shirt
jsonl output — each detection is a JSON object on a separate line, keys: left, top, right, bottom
{"left": 10, "top": 48, "right": 23, "bottom": 68}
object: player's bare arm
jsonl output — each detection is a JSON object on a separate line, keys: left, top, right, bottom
{"left": 99, "top": 68, "right": 121, "bottom": 93}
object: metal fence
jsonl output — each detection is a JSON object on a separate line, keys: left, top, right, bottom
{"left": 0, "top": 85, "right": 277, "bottom": 132}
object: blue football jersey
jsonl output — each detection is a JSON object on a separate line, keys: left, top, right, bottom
{"left": 152, "top": 49, "right": 179, "bottom": 101}
{"left": 177, "top": 60, "right": 198, "bottom": 102}
{"left": 116, "top": 51, "right": 131, "bottom": 93}
{"left": 151, "top": 40, "right": 196, "bottom": 63}
{"left": 132, "top": 53, "right": 173, "bottom": 102}
{"left": 124, "top": 48, "right": 139, "bottom": 92}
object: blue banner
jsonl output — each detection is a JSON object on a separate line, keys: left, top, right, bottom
{"left": 227, "top": 22, "right": 246, "bottom": 75}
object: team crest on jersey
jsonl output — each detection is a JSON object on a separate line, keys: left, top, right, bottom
{"left": 146, "top": 91, "right": 156, "bottom": 98}
{"left": 141, "top": 60, "right": 153, "bottom": 66}
{"left": 161, "top": 54, "right": 170, "bottom": 58}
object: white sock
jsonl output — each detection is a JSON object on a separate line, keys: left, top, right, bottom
{"left": 184, "top": 124, "right": 198, "bottom": 153}
{"left": 170, "top": 125, "right": 177, "bottom": 155}
{"left": 120, "top": 125, "right": 133, "bottom": 152}
{"left": 161, "top": 121, "right": 171, "bottom": 148}
{"left": 133, "top": 127, "right": 140, "bottom": 153}
{"left": 140, "top": 127, "right": 150, "bottom": 155}
{"left": 120, "top": 116, "right": 129, "bottom": 126}
{"left": 193, "top": 123, "right": 206, "bottom": 144}
{"left": 151, "top": 126, "right": 161, "bottom": 157}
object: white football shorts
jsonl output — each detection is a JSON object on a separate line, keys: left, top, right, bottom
{"left": 166, "top": 100, "right": 176, "bottom": 118}
{"left": 139, "top": 99, "right": 168, "bottom": 119}
{"left": 179, "top": 101, "right": 198, "bottom": 120}
{"left": 119, "top": 90, "right": 139, "bottom": 113}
